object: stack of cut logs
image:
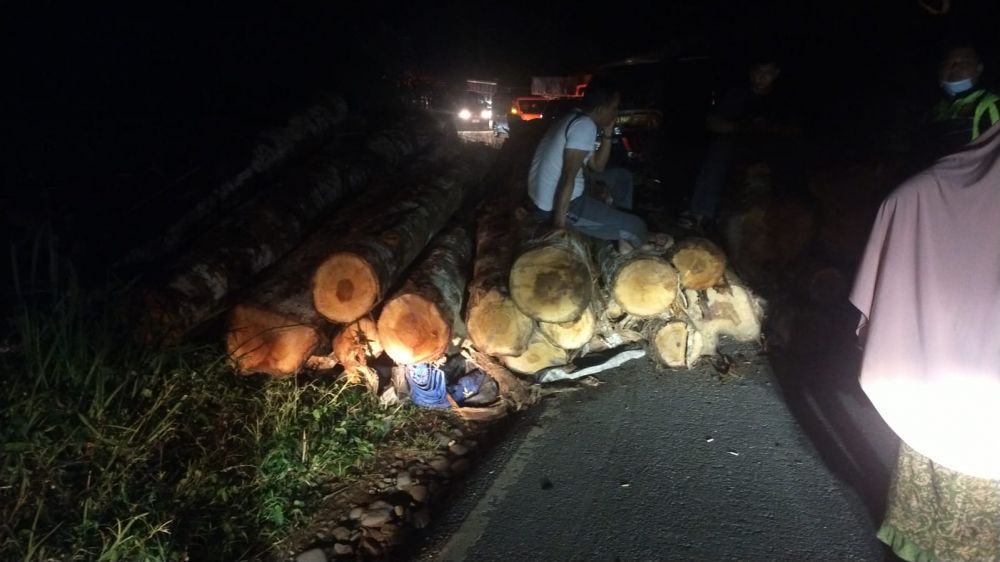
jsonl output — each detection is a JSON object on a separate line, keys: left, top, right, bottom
{"left": 468, "top": 205, "right": 764, "bottom": 375}
{"left": 143, "top": 103, "right": 764, "bottom": 394}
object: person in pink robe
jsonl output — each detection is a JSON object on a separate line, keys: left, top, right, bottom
{"left": 851, "top": 120, "right": 1000, "bottom": 561}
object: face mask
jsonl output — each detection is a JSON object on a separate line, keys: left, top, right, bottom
{"left": 941, "top": 78, "right": 975, "bottom": 96}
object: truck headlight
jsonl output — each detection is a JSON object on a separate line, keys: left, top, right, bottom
{"left": 480, "top": 109, "right": 492, "bottom": 119}
{"left": 458, "top": 109, "right": 472, "bottom": 120}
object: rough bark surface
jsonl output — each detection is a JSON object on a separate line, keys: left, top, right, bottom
{"left": 466, "top": 205, "right": 534, "bottom": 356}
{"left": 146, "top": 112, "right": 452, "bottom": 342}
{"left": 377, "top": 224, "right": 474, "bottom": 364}
{"left": 312, "top": 148, "right": 491, "bottom": 323}
{"left": 129, "top": 94, "right": 350, "bottom": 264}
{"left": 680, "top": 271, "right": 764, "bottom": 358}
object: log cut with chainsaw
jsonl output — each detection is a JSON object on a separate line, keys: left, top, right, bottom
{"left": 670, "top": 237, "right": 727, "bottom": 290}
{"left": 377, "top": 224, "right": 474, "bottom": 364}
{"left": 501, "top": 331, "right": 569, "bottom": 375}
{"left": 509, "top": 228, "right": 594, "bottom": 323}
{"left": 598, "top": 243, "right": 678, "bottom": 317}
{"left": 147, "top": 113, "right": 453, "bottom": 342}
{"left": 312, "top": 154, "right": 488, "bottom": 324}
{"left": 465, "top": 205, "right": 535, "bottom": 356}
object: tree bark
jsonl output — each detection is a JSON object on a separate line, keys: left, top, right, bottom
{"left": 127, "top": 94, "right": 352, "bottom": 266}
{"left": 509, "top": 227, "right": 594, "bottom": 323}
{"left": 598, "top": 243, "right": 678, "bottom": 317}
{"left": 466, "top": 205, "right": 534, "bottom": 356}
{"left": 377, "top": 224, "right": 474, "bottom": 364}
{"left": 501, "top": 331, "right": 569, "bottom": 375}
{"left": 311, "top": 151, "right": 490, "bottom": 324}
{"left": 146, "top": 112, "right": 453, "bottom": 342}
{"left": 669, "top": 237, "right": 728, "bottom": 290}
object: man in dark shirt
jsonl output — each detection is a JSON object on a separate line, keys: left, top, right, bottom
{"left": 679, "top": 57, "right": 799, "bottom": 231}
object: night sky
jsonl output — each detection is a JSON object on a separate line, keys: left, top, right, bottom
{"left": 3, "top": 0, "right": 1000, "bottom": 270}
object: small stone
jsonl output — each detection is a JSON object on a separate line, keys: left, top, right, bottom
{"left": 389, "top": 468, "right": 398, "bottom": 475}
{"left": 361, "top": 537, "right": 382, "bottom": 557}
{"left": 369, "top": 500, "right": 392, "bottom": 510}
{"left": 382, "top": 477, "right": 394, "bottom": 483}
{"left": 432, "top": 432, "right": 452, "bottom": 447}
{"left": 349, "top": 507, "right": 364, "bottom": 520}
{"left": 364, "top": 526, "right": 387, "bottom": 542}
{"left": 392, "top": 460, "right": 405, "bottom": 469}
{"left": 361, "top": 508, "right": 391, "bottom": 527}
{"left": 349, "top": 530, "right": 362, "bottom": 542}
{"left": 451, "top": 458, "right": 471, "bottom": 474}
{"left": 332, "top": 526, "right": 351, "bottom": 542}
{"left": 396, "top": 472, "right": 413, "bottom": 488}
{"left": 406, "top": 484, "right": 429, "bottom": 503}
{"left": 465, "top": 439, "right": 478, "bottom": 450}
{"left": 381, "top": 522, "right": 401, "bottom": 544}
{"left": 412, "top": 506, "right": 431, "bottom": 529}
{"left": 429, "top": 456, "right": 450, "bottom": 474}
{"left": 333, "top": 543, "right": 353, "bottom": 556}
{"left": 449, "top": 428, "right": 465, "bottom": 439}
{"left": 394, "top": 505, "right": 405, "bottom": 517}
{"left": 295, "top": 548, "right": 327, "bottom": 562}
{"left": 448, "top": 442, "right": 469, "bottom": 456}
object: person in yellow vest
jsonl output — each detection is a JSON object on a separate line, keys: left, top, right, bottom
{"left": 931, "top": 45, "right": 999, "bottom": 152}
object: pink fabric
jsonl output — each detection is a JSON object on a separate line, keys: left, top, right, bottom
{"left": 851, "top": 123, "right": 1000, "bottom": 480}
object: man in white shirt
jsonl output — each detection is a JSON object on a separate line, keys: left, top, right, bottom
{"left": 527, "top": 80, "right": 647, "bottom": 247}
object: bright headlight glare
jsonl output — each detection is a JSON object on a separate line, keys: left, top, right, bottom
{"left": 458, "top": 109, "right": 472, "bottom": 120}
{"left": 481, "top": 109, "right": 492, "bottom": 119}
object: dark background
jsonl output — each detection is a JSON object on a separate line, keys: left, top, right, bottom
{"left": 3, "top": 0, "right": 999, "bottom": 280}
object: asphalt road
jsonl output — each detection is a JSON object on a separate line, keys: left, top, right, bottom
{"left": 409, "top": 315, "right": 902, "bottom": 561}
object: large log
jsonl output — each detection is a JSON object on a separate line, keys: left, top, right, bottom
{"left": 146, "top": 112, "right": 453, "bottom": 342}
{"left": 669, "top": 237, "right": 727, "bottom": 290}
{"left": 501, "top": 331, "right": 569, "bottom": 375}
{"left": 466, "top": 206, "right": 534, "bottom": 356}
{"left": 377, "top": 224, "right": 474, "bottom": 364}
{"left": 598, "top": 243, "right": 678, "bottom": 317}
{"left": 680, "top": 271, "right": 764, "bottom": 358}
{"left": 312, "top": 153, "right": 489, "bottom": 324}
{"left": 225, "top": 264, "right": 334, "bottom": 377}
{"left": 127, "top": 94, "right": 351, "bottom": 266}
{"left": 509, "top": 228, "right": 594, "bottom": 323}
{"left": 225, "top": 145, "right": 481, "bottom": 376}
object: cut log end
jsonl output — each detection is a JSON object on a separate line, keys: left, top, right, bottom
{"left": 313, "top": 253, "right": 379, "bottom": 323}
{"left": 613, "top": 258, "right": 678, "bottom": 317}
{"left": 650, "top": 321, "right": 689, "bottom": 368}
{"left": 671, "top": 238, "right": 727, "bottom": 290}
{"left": 466, "top": 290, "right": 535, "bottom": 356}
{"left": 377, "top": 294, "right": 449, "bottom": 364}
{"left": 226, "top": 305, "right": 320, "bottom": 376}
{"left": 539, "top": 305, "right": 597, "bottom": 350}
{"left": 510, "top": 245, "right": 592, "bottom": 323}
{"left": 501, "top": 332, "right": 569, "bottom": 375}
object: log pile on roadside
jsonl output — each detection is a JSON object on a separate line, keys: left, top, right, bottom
{"left": 142, "top": 103, "right": 765, "bottom": 421}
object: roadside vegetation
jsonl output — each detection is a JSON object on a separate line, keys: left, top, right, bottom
{"left": 0, "top": 239, "right": 438, "bottom": 561}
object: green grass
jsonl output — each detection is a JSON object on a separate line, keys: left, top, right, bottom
{"left": 0, "top": 269, "right": 437, "bottom": 560}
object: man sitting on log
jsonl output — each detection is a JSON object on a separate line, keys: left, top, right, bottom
{"left": 527, "top": 78, "right": 648, "bottom": 249}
